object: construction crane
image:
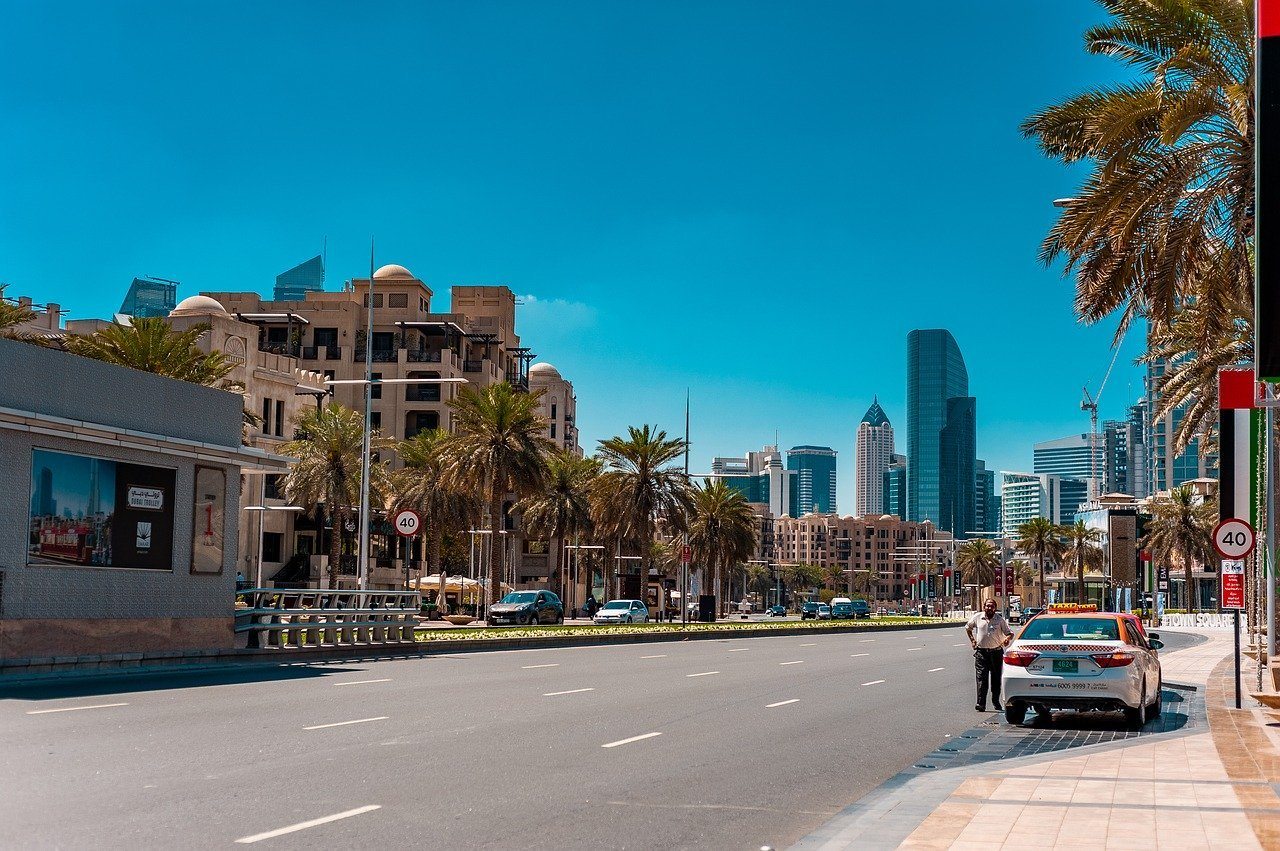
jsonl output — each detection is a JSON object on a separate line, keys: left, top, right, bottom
{"left": 1082, "top": 340, "right": 1126, "bottom": 502}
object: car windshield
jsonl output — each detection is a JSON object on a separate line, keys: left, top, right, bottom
{"left": 1021, "top": 617, "right": 1121, "bottom": 641}
{"left": 602, "top": 601, "right": 630, "bottom": 610}
{"left": 501, "top": 592, "right": 537, "bottom": 604}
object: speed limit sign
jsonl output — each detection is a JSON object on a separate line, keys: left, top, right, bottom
{"left": 393, "top": 508, "right": 421, "bottom": 538}
{"left": 1213, "top": 518, "right": 1256, "bottom": 559}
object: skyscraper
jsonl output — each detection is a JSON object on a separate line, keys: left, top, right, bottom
{"left": 1033, "top": 433, "right": 1103, "bottom": 505}
{"left": 882, "top": 454, "right": 907, "bottom": 519}
{"left": 787, "top": 445, "right": 837, "bottom": 515}
{"left": 975, "top": 459, "right": 998, "bottom": 535}
{"left": 709, "top": 445, "right": 795, "bottom": 518}
{"left": 274, "top": 255, "right": 325, "bottom": 301}
{"left": 855, "top": 397, "right": 894, "bottom": 516}
{"left": 118, "top": 276, "right": 178, "bottom": 318}
{"left": 906, "top": 329, "right": 976, "bottom": 537}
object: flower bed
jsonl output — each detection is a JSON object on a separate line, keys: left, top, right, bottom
{"left": 413, "top": 616, "right": 943, "bottom": 642}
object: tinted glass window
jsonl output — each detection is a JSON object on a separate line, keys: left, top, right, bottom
{"left": 501, "top": 592, "right": 537, "bottom": 604}
{"left": 1022, "top": 617, "right": 1120, "bottom": 641}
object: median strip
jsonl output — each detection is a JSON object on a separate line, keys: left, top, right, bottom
{"left": 303, "top": 716, "right": 388, "bottom": 731}
{"left": 602, "top": 732, "right": 662, "bottom": 748}
{"left": 235, "top": 805, "right": 381, "bottom": 844}
{"left": 26, "top": 702, "right": 129, "bottom": 715}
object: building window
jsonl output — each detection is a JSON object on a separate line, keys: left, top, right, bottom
{"left": 262, "top": 399, "right": 272, "bottom": 434}
{"left": 551, "top": 403, "right": 557, "bottom": 421}
{"left": 275, "top": 399, "right": 284, "bottom": 436}
{"left": 314, "top": 328, "right": 338, "bottom": 348}
{"left": 420, "top": 297, "right": 429, "bottom": 312}
{"left": 371, "top": 372, "right": 382, "bottom": 399}
{"left": 263, "top": 474, "right": 283, "bottom": 500}
{"left": 371, "top": 411, "right": 382, "bottom": 433}
{"left": 388, "top": 293, "right": 408, "bottom": 308}
{"left": 363, "top": 293, "right": 384, "bottom": 308}
{"left": 551, "top": 423, "right": 557, "bottom": 438}
{"left": 262, "top": 532, "right": 284, "bottom": 563}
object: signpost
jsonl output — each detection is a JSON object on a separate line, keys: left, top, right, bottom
{"left": 1214, "top": 518, "right": 1256, "bottom": 709}
{"left": 394, "top": 509, "right": 421, "bottom": 593}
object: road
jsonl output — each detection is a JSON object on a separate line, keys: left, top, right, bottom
{"left": 0, "top": 625, "right": 1199, "bottom": 849}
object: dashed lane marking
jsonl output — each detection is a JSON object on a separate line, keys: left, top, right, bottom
{"left": 686, "top": 671, "right": 720, "bottom": 678}
{"left": 640, "top": 654, "right": 667, "bottom": 659}
{"left": 303, "top": 717, "right": 388, "bottom": 731}
{"left": 333, "top": 679, "right": 391, "bottom": 687}
{"left": 602, "top": 732, "right": 662, "bottom": 748}
{"left": 779, "top": 661, "right": 804, "bottom": 666}
{"left": 861, "top": 680, "right": 886, "bottom": 686}
{"left": 928, "top": 667, "right": 946, "bottom": 672}
{"left": 849, "top": 653, "right": 869, "bottom": 657}
{"left": 727, "top": 648, "right": 751, "bottom": 652}
{"left": 544, "top": 688, "right": 594, "bottom": 696}
{"left": 235, "top": 805, "right": 381, "bottom": 843}
{"left": 26, "top": 702, "right": 129, "bottom": 715}
{"left": 766, "top": 699, "right": 800, "bottom": 708}
{"left": 799, "top": 643, "right": 816, "bottom": 647}
{"left": 522, "top": 664, "right": 559, "bottom": 669}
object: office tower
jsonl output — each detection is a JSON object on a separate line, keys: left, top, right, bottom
{"left": 975, "top": 459, "right": 998, "bottom": 534}
{"left": 1145, "top": 334, "right": 1217, "bottom": 493}
{"left": 787, "top": 445, "right": 838, "bottom": 515}
{"left": 1000, "top": 472, "right": 1090, "bottom": 537}
{"left": 855, "top": 398, "right": 894, "bottom": 516}
{"left": 273, "top": 255, "right": 325, "bottom": 301}
{"left": 1126, "top": 402, "right": 1149, "bottom": 499}
{"left": 118, "top": 276, "right": 178, "bottom": 318}
{"left": 709, "top": 446, "right": 795, "bottom": 518}
{"left": 1034, "top": 433, "right": 1104, "bottom": 499}
{"left": 906, "top": 329, "right": 976, "bottom": 537}
{"left": 882, "top": 454, "right": 907, "bottom": 519}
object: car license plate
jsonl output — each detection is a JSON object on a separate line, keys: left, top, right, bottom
{"left": 1053, "top": 659, "right": 1079, "bottom": 674}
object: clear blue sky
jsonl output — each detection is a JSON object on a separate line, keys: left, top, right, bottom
{"left": 1, "top": 1, "right": 1146, "bottom": 513}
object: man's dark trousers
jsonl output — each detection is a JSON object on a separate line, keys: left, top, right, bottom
{"left": 974, "top": 647, "right": 1003, "bottom": 708}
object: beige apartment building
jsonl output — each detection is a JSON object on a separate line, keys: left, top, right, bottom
{"left": 771, "top": 512, "right": 951, "bottom": 603}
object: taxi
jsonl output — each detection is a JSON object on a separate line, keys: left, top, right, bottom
{"left": 1001, "top": 604, "right": 1164, "bottom": 728}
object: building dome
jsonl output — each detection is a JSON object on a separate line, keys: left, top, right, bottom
{"left": 879, "top": 514, "right": 895, "bottom": 521}
{"left": 528, "top": 362, "right": 562, "bottom": 381}
{"left": 169, "top": 295, "right": 228, "bottom": 317}
{"left": 373, "top": 264, "right": 415, "bottom": 280}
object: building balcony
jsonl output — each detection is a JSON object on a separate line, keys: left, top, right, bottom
{"left": 407, "top": 349, "right": 443, "bottom": 363}
{"left": 405, "top": 386, "right": 442, "bottom": 403}
{"left": 354, "top": 349, "right": 399, "bottom": 363}
{"left": 506, "top": 372, "right": 529, "bottom": 392}
{"left": 463, "top": 359, "right": 484, "bottom": 373}
{"left": 259, "top": 341, "right": 300, "bottom": 357}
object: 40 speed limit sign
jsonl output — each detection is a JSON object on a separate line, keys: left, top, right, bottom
{"left": 393, "top": 508, "right": 422, "bottom": 538}
{"left": 1213, "top": 518, "right": 1256, "bottom": 560}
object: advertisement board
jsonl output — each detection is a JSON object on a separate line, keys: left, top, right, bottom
{"left": 191, "top": 466, "right": 226, "bottom": 574}
{"left": 28, "top": 448, "right": 176, "bottom": 571}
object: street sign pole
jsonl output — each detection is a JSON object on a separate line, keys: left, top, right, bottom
{"left": 1223, "top": 558, "right": 1246, "bottom": 708}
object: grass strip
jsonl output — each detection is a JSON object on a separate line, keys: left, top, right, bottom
{"left": 412, "top": 617, "right": 948, "bottom": 642}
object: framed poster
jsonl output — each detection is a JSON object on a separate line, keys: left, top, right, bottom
{"left": 28, "top": 448, "right": 176, "bottom": 571}
{"left": 191, "top": 466, "right": 226, "bottom": 574}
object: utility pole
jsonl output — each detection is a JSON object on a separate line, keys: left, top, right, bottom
{"left": 356, "top": 239, "right": 375, "bottom": 592}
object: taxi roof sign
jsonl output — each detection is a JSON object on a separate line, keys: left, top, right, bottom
{"left": 1046, "top": 603, "right": 1098, "bottom": 613}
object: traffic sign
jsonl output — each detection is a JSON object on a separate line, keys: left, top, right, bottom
{"left": 1221, "top": 559, "right": 1245, "bottom": 610}
{"left": 680, "top": 545, "right": 691, "bottom": 564}
{"left": 1213, "top": 518, "right": 1256, "bottom": 559}
{"left": 393, "top": 508, "right": 421, "bottom": 538}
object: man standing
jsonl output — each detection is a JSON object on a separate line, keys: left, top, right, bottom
{"left": 966, "top": 598, "right": 1014, "bottom": 711}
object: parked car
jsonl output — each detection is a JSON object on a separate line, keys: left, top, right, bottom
{"left": 831, "top": 602, "right": 854, "bottom": 619}
{"left": 593, "top": 599, "right": 650, "bottom": 624}
{"left": 1002, "top": 611, "right": 1164, "bottom": 728}
{"left": 800, "top": 601, "right": 821, "bottom": 620}
{"left": 488, "top": 590, "right": 564, "bottom": 625}
{"left": 767, "top": 605, "right": 787, "bottom": 617}
{"left": 851, "top": 600, "right": 872, "bottom": 619}
{"left": 816, "top": 604, "right": 832, "bottom": 620}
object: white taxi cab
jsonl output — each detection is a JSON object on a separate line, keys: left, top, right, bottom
{"left": 1001, "top": 605, "right": 1164, "bottom": 728}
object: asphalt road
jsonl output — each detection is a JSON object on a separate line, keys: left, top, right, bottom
{"left": 0, "top": 625, "right": 1201, "bottom": 850}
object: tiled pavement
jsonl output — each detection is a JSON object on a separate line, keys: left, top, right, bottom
{"left": 795, "top": 627, "right": 1280, "bottom": 850}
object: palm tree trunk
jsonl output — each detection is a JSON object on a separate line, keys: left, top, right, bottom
{"left": 1037, "top": 552, "right": 1046, "bottom": 608}
{"left": 1078, "top": 554, "right": 1086, "bottom": 605}
{"left": 430, "top": 532, "right": 447, "bottom": 615}
{"left": 328, "top": 506, "right": 342, "bottom": 589}
{"left": 1183, "top": 546, "right": 1197, "bottom": 613}
{"left": 488, "top": 492, "right": 503, "bottom": 611}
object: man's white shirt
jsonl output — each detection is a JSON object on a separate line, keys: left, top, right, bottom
{"left": 967, "top": 612, "right": 1013, "bottom": 649}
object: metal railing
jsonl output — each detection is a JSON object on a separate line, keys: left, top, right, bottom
{"left": 324, "top": 346, "right": 342, "bottom": 360}
{"left": 407, "top": 349, "right": 443, "bottom": 363}
{"left": 234, "top": 589, "right": 422, "bottom": 649}
{"left": 463, "top": 359, "right": 484, "bottom": 373}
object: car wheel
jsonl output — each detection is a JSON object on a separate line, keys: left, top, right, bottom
{"left": 1124, "top": 688, "right": 1147, "bottom": 730}
{"left": 1004, "top": 701, "right": 1027, "bottom": 725}
{"left": 555, "top": 613, "right": 564, "bottom": 625}
{"left": 1148, "top": 677, "right": 1163, "bottom": 718}
{"left": 524, "top": 612, "right": 536, "bottom": 626}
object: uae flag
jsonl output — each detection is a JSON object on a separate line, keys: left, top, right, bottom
{"left": 1219, "top": 368, "right": 1257, "bottom": 535}
{"left": 1260, "top": 1, "right": 1280, "bottom": 378}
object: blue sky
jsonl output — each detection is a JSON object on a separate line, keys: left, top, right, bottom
{"left": 1, "top": 1, "right": 1146, "bottom": 513}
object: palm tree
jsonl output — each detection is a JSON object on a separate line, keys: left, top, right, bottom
{"left": 822, "top": 563, "right": 846, "bottom": 593}
{"left": 595, "top": 425, "right": 694, "bottom": 596}
{"left": 443, "top": 383, "right": 554, "bottom": 610}
{"left": 64, "top": 317, "right": 234, "bottom": 386}
{"left": 283, "top": 404, "right": 387, "bottom": 588}
{"left": 1062, "top": 520, "right": 1106, "bottom": 605}
{"left": 687, "top": 479, "right": 757, "bottom": 613}
{"left": 783, "top": 563, "right": 823, "bottom": 601}
{"left": 745, "top": 563, "right": 772, "bottom": 608}
{"left": 1142, "top": 484, "right": 1217, "bottom": 612}
{"left": 394, "top": 428, "right": 480, "bottom": 613}
{"left": 1017, "top": 517, "right": 1066, "bottom": 606}
{"left": 517, "top": 452, "right": 600, "bottom": 601}
{"left": 957, "top": 539, "right": 1001, "bottom": 594}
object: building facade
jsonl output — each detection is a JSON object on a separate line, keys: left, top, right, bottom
{"left": 975, "top": 459, "right": 999, "bottom": 535}
{"left": 855, "top": 398, "right": 893, "bottom": 517}
{"left": 273, "top": 255, "right": 325, "bottom": 301}
{"left": 906, "top": 329, "right": 976, "bottom": 537}
{"left": 787, "top": 445, "right": 837, "bottom": 516}
{"left": 527, "top": 363, "right": 580, "bottom": 455}
{"left": 1145, "top": 344, "right": 1218, "bottom": 494}
{"left": 1000, "top": 472, "right": 1090, "bottom": 538}
{"left": 882, "top": 454, "right": 907, "bottom": 519}
{"left": 709, "top": 445, "right": 794, "bottom": 519}
{"left": 119, "top": 276, "right": 178, "bottom": 318}
{"left": 1033, "top": 433, "right": 1103, "bottom": 500}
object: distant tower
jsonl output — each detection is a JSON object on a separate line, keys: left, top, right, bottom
{"left": 906, "top": 329, "right": 976, "bottom": 537}
{"left": 118, "top": 276, "right": 178, "bottom": 318}
{"left": 274, "top": 255, "right": 326, "bottom": 301}
{"left": 787, "top": 445, "right": 837, "bottom": 515}
{"left": 855, "top": 397, "right": 894, "bottom": 517}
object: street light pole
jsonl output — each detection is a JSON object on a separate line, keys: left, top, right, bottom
{"left": 357, "top": 240, "right": 375, "bottom": 591}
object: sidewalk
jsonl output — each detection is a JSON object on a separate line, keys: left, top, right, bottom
{"left": 797, "top": 627, "right": 1280, "bottom": 850}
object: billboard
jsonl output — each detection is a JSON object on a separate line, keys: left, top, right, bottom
{"left": 28, "top": 448, "right": 176, "bottom": 571}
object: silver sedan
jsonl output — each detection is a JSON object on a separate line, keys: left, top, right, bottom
{"left": 593, "top": 599, "right": 650, "bottom": 624}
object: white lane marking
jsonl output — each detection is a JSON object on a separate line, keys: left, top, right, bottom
{"left": 849, "top": 653, "right": 869, "bottom": 657}
{"left": 235, "top": 805, "right": 381, "bottom": 844}
{"left": 860, "top": 639, "right": 876, "bottom": 643}
{"left": 522, "top": 663, "right": 559, "bottom": 669}
{"left": 640, "top": 654, "right": 667, "bottom": 659}
{"left": 686, "top": 671, "right": 720, "bottom": 678}
{"left": 333, "top": 678, "right": 391, "bottom": 687}
{"left": 861, "top": 680, "right": 886, "bottom": 686}
{"left": 303, "top": 716, "right": 388, "bottom": 731}
{"left": 602, "top": 732, "right": 662, "bottom": 748}
{"left": 906, "top": 647, "right": 923, "bottom": 651}
{"left": 799, "top": 643, "right": 817, "bottom": 647}
{"left": 928, "top": 667, "right": 946, "bottom": 672}
{"left": 26, "top": 702, "right": 128, "bottom": 715}
{"left": 779, "top": 661, "right": 804, "bottom": 666}
{"left": 767, "top": 699, "right": 800, "bottom": 708}
{"left": 544, "top": 688, "right": 594, "bottom": 696}
{"left": 953, "top": 643, "right": 967, "bottom": 647}
{"left": 727, "top": 648, "right": 751, "bottom": 652}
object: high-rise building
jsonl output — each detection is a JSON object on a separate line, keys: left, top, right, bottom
{"left": 855, "top": 398, "right": 894, "bottom": 516}
{"left": 975, "top": 459, "right": 998, "bottom": 535}
{"left": 1000, "top": 472, "right": 1090, "bottom": 537}
{"left": 710, "top": 446, "right": 795, "bottom": 519}
{"left": 1145, "top": 336, "right": 1217, "bottom": 493}
{"left": 1034, "top": 433, "right": 1103, "bottom": 503}
{"left": 906, "top": 329, "right": 976, "bottom": 537}
{"left": 118, "top": 276, "right": 178, "bottom": 318}
{"left": 882, "top": 454, "right": 907, "bottom": 519}
{"left": 788, "top": 445, "right": 838, "bottom": 515}
{"left": 273, "top": 255, "right": 326, "bottom": 301}
{"left": 1101, "top": 416, "right": 1143, "bottom": 497}
{"left": 1126, "top": 402, "right": 1149, "bottom": 499}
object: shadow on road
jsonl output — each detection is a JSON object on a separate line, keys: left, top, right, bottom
{"left": 0, "top": 663, "right": 371, "bottom": 703}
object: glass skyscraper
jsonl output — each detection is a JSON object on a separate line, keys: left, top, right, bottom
{"left": 906, "top": 329, "right": 976, "bottom": 537}
{"left": 274, "top": 255, "right": 326, "bottom": 301}
{"left": 118, "top": 276, "right": 178, "bottom": 318}
{"left": 787, "top": 445, "right": 837, "bottom": 515}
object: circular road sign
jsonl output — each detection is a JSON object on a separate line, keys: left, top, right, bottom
{"left": 1213, "top": 518, "right": 1256, "bottom": 560}
{"left": 393, "top": 508, "right": 422, "bottom": 538}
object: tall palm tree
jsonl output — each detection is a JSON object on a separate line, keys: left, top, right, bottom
{"left": 745, "top": 563, "right": 772, "bottom": 607}
{"left": 65, "top": 317, "right": 234, "bottom": 386}
{"left": 957, "top": 539, "right": 1001, "bottom": 593}
{"left": 595, "top": 425, "right": 694, "bottom": 596}
{"left": 443, "top": 383, "right": 554, "bottom": 610}
{"left": 1062, "top": 521, "right": 1106, "bottom": 604}
{"left": 394, "top": 428, "right": 480, "bottom": 612}
{"left": 283, "top": 404, "right": 387, "bottom": 588}
{"left": 687, "top": 478, "right": 757, "bottom": 613}
{"left": 783, "top": 563, "right": 823, "bottom": 600}
{"left": 1142, "top": 484, "right": 1217, "bottom": 612}
{"left": 1017, "top": 517, "right": 1066, "bottom": 606}
{"left": 517, "top": 452, "right": 600, "bottom": 601}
